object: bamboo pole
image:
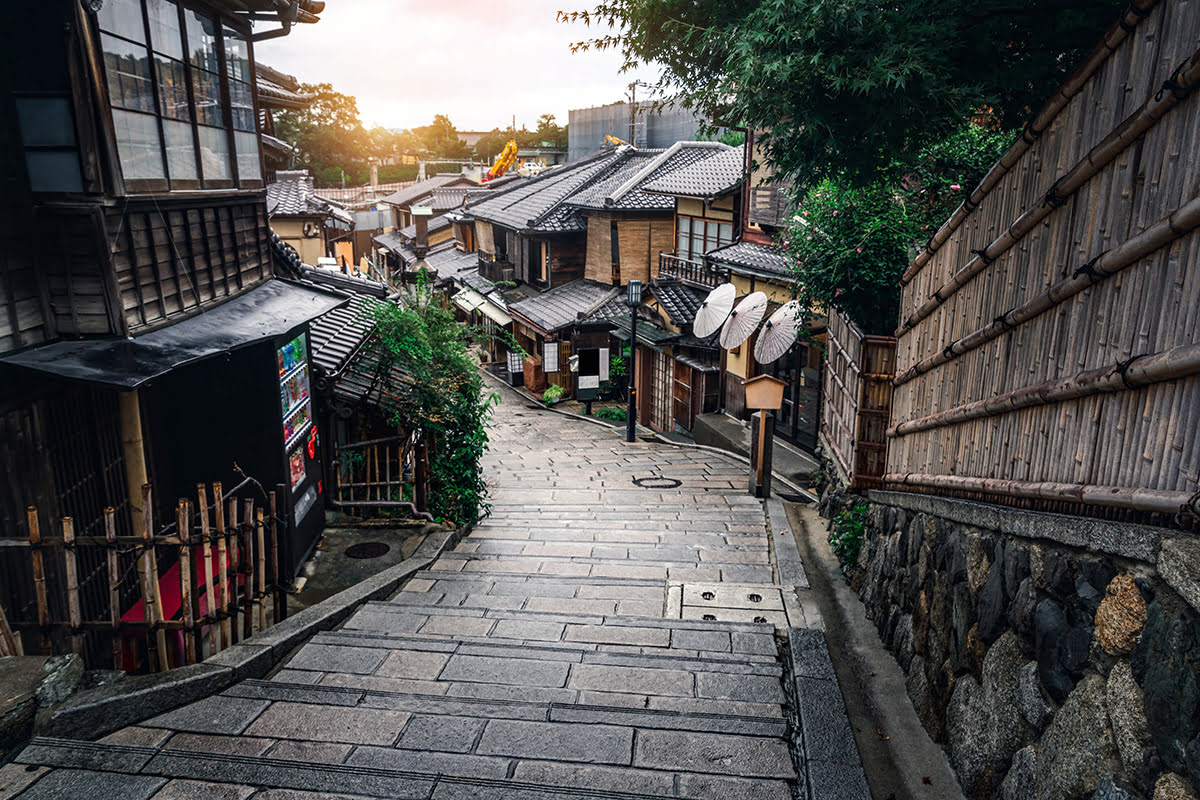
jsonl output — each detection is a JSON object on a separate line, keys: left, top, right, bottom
{"left": 61, "top": 517, "right": 83, "bottom": 656}
{"left": 0, "top": 599, "right": 21, "bottom": 657}
{"left": 177, "top": 500, "right": 196, "bottom": 666}
{"left": 885, "top": 472, "right": 1196, "bottom": 515}
{"left": 141, "top": 484, "right": 169, "bottom": 671}
{"left": 890, "top": 343, "right": 1200, "bottom": 438}
{"left": 255, "top": 508, "right": 267, "bottom": 631}
{"left": 242, "top": 499, "right": 254, "bottom": 639}
{"left": 899, "top": 0, "right": 1160, "bottom": 286}
{"left": 227, "top": 495, "right": 240, "bottom": 645}
{"left": 118, "top": 391, "right": 149, "bottom": 541}
{"left": 269, "top": 491, "right": 285, "bottom": 623}
{"left": 196, "top": 485, "right": 215, "bottom": 657}
{"left": 895, "top": 194, "right": 1200, "bottom": 385}
{"left": 213, "top": 482, "right": 230, "bottom": 650}
{"left": 104, "top": 508, "right": 122, "bottom": 670}
{"left": 26, "top": 507, "right": 50, "bottom": 654}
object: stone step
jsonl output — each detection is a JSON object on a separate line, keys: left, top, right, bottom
{"left": 15, "top": 735, "right": 796, "bottom": 799}
{"left": 427, "top": 552, "right": 774, "bottom": 585}
{"left": 221, "top": 677, "right": 788, "bottom": 737}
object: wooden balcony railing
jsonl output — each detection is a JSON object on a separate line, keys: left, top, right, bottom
{"left": 659, "top": 253, "right": 725, "bottom": 289}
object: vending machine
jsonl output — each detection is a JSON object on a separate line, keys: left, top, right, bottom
{"left": 277, "top": 330, "right": 324, "bottom": 573}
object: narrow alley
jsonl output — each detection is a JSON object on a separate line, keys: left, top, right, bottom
{"left": 4, "top": 388, "right": 867, "bottom": 800}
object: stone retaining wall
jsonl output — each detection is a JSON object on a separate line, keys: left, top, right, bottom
{"left": 844, "top": 489, "right": 1200, "bottom": 800}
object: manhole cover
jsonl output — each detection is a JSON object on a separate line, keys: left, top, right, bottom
{"left": 345, "top": 542, "right": 391, "bottom": 559}
{"left": 632, "top": 476, "right": 682, "bottom": 489}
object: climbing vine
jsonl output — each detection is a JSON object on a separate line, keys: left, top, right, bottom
{"left": 370, "top": 276, "right": 498, "bottom": 525}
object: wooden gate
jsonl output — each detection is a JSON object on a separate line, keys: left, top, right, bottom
{"left": 332, "top": 434, "right": 431, "bottom": 519}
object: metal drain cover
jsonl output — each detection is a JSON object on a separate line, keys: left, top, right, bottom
{"left": 345, "top": 542, "right": 391, "bottom": 559}
{"left": 632, "top": 476, "right": 682, "bottom": 489}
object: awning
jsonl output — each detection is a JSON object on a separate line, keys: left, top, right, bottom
{"left": 0, "top": 280, "right": 349, "bottom": 389}
{"left": 477, "top": 300, "right": 513, "bottom": 326}
{"left": 453, "top": 288, "right": 487, "bottom": 313}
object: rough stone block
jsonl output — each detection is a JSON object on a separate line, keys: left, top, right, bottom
{"left": 806, "top": 759, "right": 871, "bottom": 800}
{"left": 396, "top": 714, "right": 484, "bottom": 753}
{"left": 145, "top": 695, "right": 270, "bottom": 736}
{"left": 375, "top": 650, "right": 450, "bottom": 680}
{"left": 564, "top": 624, "right": 670, "bottom": 648}
{"left": 633, "top": 729, "right": 794, "bottom": 778}
{"left": 284, "top": 644, "right": 388, "bottom": 676}
{"left": 439, "top": 655, "right": 569, "bottom": 688}
{"left": 675, "top": 772, "right": 794, "bottom": 800}
{"left": 346, "top": 745, "right": 511, "bottom": 778}
{"left": 244, "top": 702, "right": 410, "bottom": 745}
{"left": 568, "top": 663, "right": 693, "bottom": 697}
{"left": 511, "top": 760, "right": 675, "bottom": 795}
{"left": 148, "top": 779, "right": 256, "bottom": 800}
{"left": 696, "top": 672, "right": 785, "bottom": 704}
{"left": 476, "top": 719, "right": 633, "bottom": 765}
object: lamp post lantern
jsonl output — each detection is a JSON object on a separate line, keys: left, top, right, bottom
{"left": 625, "top": 280, "right": 642, "bottom": 443}
{"left": 743, "top": 374, "right": 787, "bottom": 497}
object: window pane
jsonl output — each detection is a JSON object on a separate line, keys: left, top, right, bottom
{"left": 192, "top": 68, "right": 224, "bottom": 126}
{"left": 235, "top": 131, "right": 260, "bottom": 181}
{"left": 154, "top": 54, "right": 189, "bottom": 120}
{"left": 26, "top": 152, "right": 84, "bottom": 194}
{"left": 718, "top": 222, "right": 732, "bottom": 247}
{"left": 98, "top": 0, "right": 146, "bottom": 42}
{"left": 163, "top": 118, "right": 197, "bottom": 180}
{"left": 112, "top": 109, "right": 165, "bottom": 179}
{"left": 706, "top": 221, "right": 720, "bottom": 248}
{"left": 198, "top": 125, "right": 231, "bottom": 181}
{"left": 147, "top": 0, "right": 183, "bottom": 59}
{"left": 677, "top": 217, "right": 690, "bottom": 235}
{"left": 224, "top": 27, "right": 250, "bottom": 82}
{"left": 677, "top": 233, "right": 688, "bottom": 256}
{"left": 102, "top": 34, "right": 155, "bottom": 113}
{"left": 185, "top": 10, "right": 220, "bottom": 72}
{"left": 16, "top": 98, "right": 76, "bottom": 147}
{"left": 229, "top": 80, "right": 254, "bottom": 131}
{"left": 691, "top": 232, "right": 705, "bottom": 258}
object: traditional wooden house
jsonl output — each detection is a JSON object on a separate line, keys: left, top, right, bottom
{"left": 0, "top": 0, "right": 341, "bottom": 648}
{"left": 267, "top": 169, "right": 354, "bottom": 265}
{"left": 379, "top": 174, "right": 474, "bottom": 231}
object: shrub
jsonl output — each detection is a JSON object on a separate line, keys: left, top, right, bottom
{"left": 830, "top": 503, "right": 869, "bottom": 567}
{"left": 594, "top": 406, "right": 627, "bottom": 422}
{"left": 543, "top": 384, "right": 565, "bottom": 405}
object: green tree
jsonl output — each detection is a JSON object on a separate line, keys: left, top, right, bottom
{"left": 561, "top": 0, "right": 1123, "bottom": 185}
{"left": 272, "top": 82, "right": 371, "bottom": 182}
{"left": 413, "top": 114, "right": 472, "bottom": 160}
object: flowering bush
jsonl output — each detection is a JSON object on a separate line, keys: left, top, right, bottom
{"left": 782, "top": 124, "right": 1011, "bottom": 334}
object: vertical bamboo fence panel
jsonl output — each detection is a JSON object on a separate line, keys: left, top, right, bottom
{"left": 0, "top": 483, "right": 286, "bottom": 672}
{"left": 886, "top": 0, "right": 1200, "bottom": 526}
{"left": 820, "top": 307, "right": 897, "bottom": 489}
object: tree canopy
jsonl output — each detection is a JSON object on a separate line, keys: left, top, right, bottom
{"left": 562, "top": 0, "right": 1124, "bottom": 185}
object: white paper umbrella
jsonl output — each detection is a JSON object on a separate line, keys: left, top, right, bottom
{"left": 719, "top": 291, "right": 768, "bottom": 349}
{"left": 692, "top": 283, "right": 736, "bottom": 338}
{"left": 754, "top": 301, "right": 804, "bottom": 363}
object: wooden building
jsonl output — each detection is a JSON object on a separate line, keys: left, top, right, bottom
{"left": 267, "top": 169, "right": 354, "bottom": 266}
{"left": 0, "top": 0, "right": 341, "bottom": 661}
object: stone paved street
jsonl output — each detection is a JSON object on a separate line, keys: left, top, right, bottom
{"left": 3, "top": 389, "right": 868, "bottom": 799}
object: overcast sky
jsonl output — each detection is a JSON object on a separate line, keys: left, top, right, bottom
{"left": 255, "top": 0, "right": 658, "bottom": 132}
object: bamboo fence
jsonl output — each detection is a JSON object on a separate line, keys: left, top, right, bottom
{"left": 886, "top": 0, "right": 1200, "bottom": 525}
{"left": 1, "top": 482, "right": 286, "bottom": 672}
{"left": 821, "top": 308, "right": 896, "bottom": 489}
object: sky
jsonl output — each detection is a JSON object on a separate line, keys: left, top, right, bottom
{"left": 255, "top": 0, "right": 658, "bottom": 133}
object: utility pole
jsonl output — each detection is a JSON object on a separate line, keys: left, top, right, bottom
{"left": 628, "top": 81, "right": 637, "bottom": 146}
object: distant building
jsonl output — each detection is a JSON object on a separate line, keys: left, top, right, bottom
{"left": 568, "top": 101, "right": 724, "bottom": 162}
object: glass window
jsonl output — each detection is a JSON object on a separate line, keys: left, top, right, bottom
{"left": 147, "top": 0, "right": 183, "bottom": 59}
{"left": 17, "top": 97, "right": 77, "bottom": 147}
{"left": 98, "top": 0, "right": 146, "bottom": 42}
{"left": 185, "top": 10, "right": 220, "bottom": 72}
{"left": 229, "top": 79, "right": 254, "bottom": 131}
{"left": 102, "top": 34, "right": 156, "bottom": 113}
{"left": 26, "top": 152, "right": 85, "bottom": 194}
{"left": 198, "top": 125, "right": 231, "bottom": 181}
{"left": 192, "top": 68, "right": 224, "bottom": 126}
{"left": 112, "top": 109, "right": 165, "bottom": 179}
{"left": 154, "top": 54, "right": 189, "bottom": 119}
{"left": 163, "top": 118, "right": 197, "bottom": 180}
{"left": 235, "top": 131, "right": 260, "bottom": 181}
{"left": 223, "top": 27, "right": 250, "bottom": 82}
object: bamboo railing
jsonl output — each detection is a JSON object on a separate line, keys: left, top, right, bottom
{"left": 2, "top": 482, "right": 286, "bottom": 672}
{"left": 820, "top": 308, "right": 896, "bottom": 489}
{"left": 886, "top": 0, "right": 1200, "bottom": 524}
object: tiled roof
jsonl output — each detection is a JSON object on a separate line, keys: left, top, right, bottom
{"left": 583, "top": 297, "right": 679, "bottom": 346}
{"left": 308, "top": 294, "right": 382, "bottom": 379}
{"left": 398, "top": 214, "right": 452, "bottom": 241}
{"left": 566, "top": 142, "right": 731, "bottom": 211}
{"left": 648, "top": 279, "right": 707, "bottom": 326}
{"left": 706, "top": 241, "right": 793, "bottom": 278}
{"left": 466, "top": 152, "right": 620, "bottom": 233}
{"left": 373, "top": 231, "right": 412, "bottom": 260}
{"left": 642, "top": 145, "right": 745, "bottom": 198}
{"left": 427, "top": 187, "right": 471, "bottom": 211}
{"left": 380, "top": 175, "right": 471, "bottom": 208}
{"left": 333, "top": 341, "right": 414, "bottom": 416}
{"left": 267, "top": 174, "right": 352, "bottom": 224}
{"left": 298, "top": 265, "right": 388, "bottom": 300}
{"left": 507, "top": 280, "right": 619, "bottom": 333}
{"left": 460, "top": 270, "right": 497, "bottom": 296}
{"left": 428, "top": 248, "right": 480, "bottom": 285}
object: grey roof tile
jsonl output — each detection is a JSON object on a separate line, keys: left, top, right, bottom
{"left": 648, "top": 280, "right": 707, "bottom": 326}
{"left": 507, "top": 280, "right": 620, "bottom": 332}
{"left": 706, "top": 241, "right": 793, "bottom": 278}
{"left": 380, "top": 175, "right": 472, "bottom": 208}
{"left": 308, "top": 294, "right": 382, "bottom": 379}
{"left": 643, "top": 145, "right": 746, "bottom": 198}
{"left": 267, "top": 175, "right": 352, "bottom": 224}
{"left": 567, "top": 143, "right": 731, "bottom": 211}
{"left": 397, "top": 214, "right": 453, "bottom": 241}
{"left": 466, "top": 152, "right": 620, "bottom": 233}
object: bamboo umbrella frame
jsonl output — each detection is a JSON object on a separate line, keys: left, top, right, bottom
{"left": 889, "top": 342, "right": 1200, "bottom": 437}
{"left": 897, "top": 43, "right": 1200, "bottom": 334}
{"left": 894, "top": 193, "right": 1200, "bottom": 385}
{"left": 900, "top": 0, "right": 1160, "bottom": 286}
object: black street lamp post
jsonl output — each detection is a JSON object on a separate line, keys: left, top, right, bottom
{"left": 625, "top": 280, "right": 642, "bottom": 443}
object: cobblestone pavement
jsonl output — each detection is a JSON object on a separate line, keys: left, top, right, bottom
{"left": 3, "top": 391, "right": 868, "bottom": 799}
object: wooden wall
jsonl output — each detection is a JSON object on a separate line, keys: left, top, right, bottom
{"left": 886, "top": 0, "right": 1200, "bottom": 521}
{"left": 584, "top": 213, "right": 673, "bottom": 285}
{"left": 110, "top": 197, "right": 273, "bottom": 334}
{"left": 585, "top": 216, "right": 612, "bottom": 284}
{"left": 549, "top": 236, "right": 586, "bottom": 285}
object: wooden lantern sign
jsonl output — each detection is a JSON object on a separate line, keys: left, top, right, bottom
{"left": 743, "top": 374, "right": 787, "bottom": 410}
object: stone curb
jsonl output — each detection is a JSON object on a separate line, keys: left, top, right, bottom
{"left": 478, "top": 367, "right": 819, "bottom": 504}
{"left": 37, "top": 523, "right": 470, "bottom": 741}
{"left": 785, "top": 627, "right": 872, "bottom": 800}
